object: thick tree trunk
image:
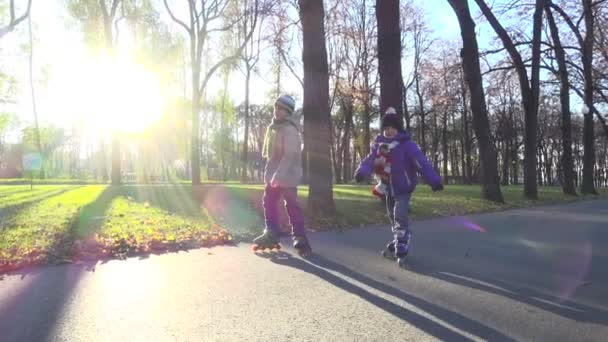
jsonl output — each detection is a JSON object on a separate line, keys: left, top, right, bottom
{"left": 448, "top": 0, "right": 504, "bottom": 202}
{"left": 475, "top": 0, "right": 542, "bottom": 199}
{"left": 376, "top": 0, "right": 403, "bottom": 115}
{"left": 581, "top": 0, "right": 597, "bottom": 195}
{"left": 299, "top": 0, "right": 335, "bottom": 215}
{"left": 545, "top": 3, "right": 576, "bottom": 195}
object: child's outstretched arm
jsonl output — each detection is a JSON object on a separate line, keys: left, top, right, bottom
{"left": 354, "top": 142, "right": 379, "bottom": 182}
{"left": 409, "top": 142, "right": 443, "bottom": 191}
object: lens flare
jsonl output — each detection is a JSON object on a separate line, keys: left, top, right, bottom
{"left": 449, "top": 216, "right": 488, "bottom": 233}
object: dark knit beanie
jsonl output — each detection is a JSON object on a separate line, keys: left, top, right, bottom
{"left": 381, "top": 107, "right": 404, "bottom": 131}
{"left": 275, "top": 94, "right": 296, "bottom": 115}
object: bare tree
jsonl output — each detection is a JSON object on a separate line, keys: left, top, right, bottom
{"left": 163, "top": 0, "right": 259, "bottom": 185}
{"left": 545, "top": 2, "right": 577, "bottom": 195}
{"left": 474, "top": 0, "right": 544, "bottom": 199}
{"left": 240, "top": 0, "right": 270, "bottom": 182}
{"left": 448, "top": 0, "right": 504, "bottom": 202}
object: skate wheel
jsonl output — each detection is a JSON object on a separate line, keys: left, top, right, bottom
{"left": 397, "top": 257, "right": 407, "bottom": 267}
{"left": 297, "top": 248, "right": 311, "bottom": 258}
{"left": 381, "top": 249, "right": 395, "bottom": 260}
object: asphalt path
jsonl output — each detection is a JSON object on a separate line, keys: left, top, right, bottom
{"left": 1, "top": 199, "right": 607, "bottom": 341}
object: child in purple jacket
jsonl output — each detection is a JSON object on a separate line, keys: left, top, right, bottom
{"left": 355, "top": 107, "right": 443, "bottom": 265}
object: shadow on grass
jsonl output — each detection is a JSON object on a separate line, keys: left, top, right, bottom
{"left": 100, "top": 184, "right": 266, "bottom": 239}
{"left": 72, "top": 186, "right": 121, "bottom": 237}
{"left": 68, "top": 185, "right": 238, "bottom": 262}
{"left": 0, "top": 186, "right": 82, "bottom": 213}
{"left": 257, "top": 251, "right": 514, "bottom": 341}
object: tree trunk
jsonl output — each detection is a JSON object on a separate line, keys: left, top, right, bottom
{"left": 402, "top": 79, "right": 411, "bottom": 131}
{"left": 448, "top": 0, "right": 504, "bottom": 202}
{"left": 502, "top": 140, "right": 509, "bottom": 186}
{"left": 241, "top": 67, "right": 251, "bottom": 182}
{"left": 363, "top": 96, "right": 371, "bottom": 157}
{"left": 528, "top": 0, "right": 544, "bottom": 194}
{"left": 376, "top": 0, "right": 403, "bottom": 115}
{"left": 191, "top": 74, "right": 202, "bottom": 185}
{"left": 442, "top": 112, "right": 448, "bottom": 183}
{"left": 299, "top": 0, "right": 335, "bottom": 215}
{"left": 432, "top": 111, "right": 440, "bottom": 171}
{"left": 537, "top": 143, "right": 544, "bottom": 186}
{"left": 28, "top": 16, "right": 44, "bottom": 179}
{"left": 332, "top": 125, "right": 342, "bottom": 184}
{"left": 475, "top": 0, "right": 542, "bottom": 199}
{"left": 415, "top": 74, "right": 427, "bottom": 154}
{"left": 450, "top": 110, "right": 460, "bottom": 182}
{"left": 460, "top": 71, "right": 472, "bottom": 184}
{"left": 545, "top": 3, "right": 576, "bottom": 195}
{"left": 362, "top": 28, "right": 372, "bottom": 157}
{"left": 341, "top": 96, "right": 353, "bottom": 184}
{"left": 581, "top": 0, "right": 597, "bottom": 195}
{"left": 101, "top": 2, "right": 122, "bottom": 185}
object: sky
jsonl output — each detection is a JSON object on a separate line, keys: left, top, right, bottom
{"left": 0, "top": 0, "right": 500, "bottom": 140}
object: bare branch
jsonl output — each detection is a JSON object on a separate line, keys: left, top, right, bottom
{"left": 550, "top": 3, "right": 585, "bottom": 47}
{"left": 0, "top": 0, "right": 33, "bottom": 39}
{"left": 163, "top": 0, "right": 193, "bottom": 35}
{"left": 569, "top": 82, "right": 608, "bottom": 139}
{"left": 481, "top": 65, "right": 518, "bottom": 76}
{"left": 278, "top": 45, "right": 304, "bottom": 86}
{"left": 200, "top": 0, "right": 261, "bottom": 94}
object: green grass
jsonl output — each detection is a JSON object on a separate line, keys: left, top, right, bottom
{"left": 0, "top": 185, "right": 229, "bottom": 269}
{"left": 222, "top": 183, "right": 608, "bottom": 229}
{"left": 0, "top": 186, "right": 106, "bottom": 265}
{"left": 0, "top": 183, "right": 606, "bottom": 271}
{"left": 0, "top": 178, "right": 108, "bottom": 185}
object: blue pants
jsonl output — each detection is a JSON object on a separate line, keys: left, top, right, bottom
{"left": 263, "top": 185, "right": 305, "bottom": 237}
{"left": 386, "top": 193, "right": 412, "bottom": 255}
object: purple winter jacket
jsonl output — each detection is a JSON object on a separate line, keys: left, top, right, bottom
{"left": 356, "top": 131, "right": 441, "bottom": 196}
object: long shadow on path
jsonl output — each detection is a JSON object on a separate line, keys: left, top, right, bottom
{"left": 257, "top": 251, "right": 515, "bottom": 341}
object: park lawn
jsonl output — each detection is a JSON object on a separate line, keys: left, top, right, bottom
{"left": 0, "top": 178, "right": 107, "bottom": 185}
{"left": 0, "top": 183, "right": 606, "bottom": 272}
{"left": 0, "top": 185, "right": 230, "bottom": 272}
{"left": 223, "top": 183, "right": 608, "bottom": 230}
{"left": 0, "top": 186, "right": 106, "bottom": 267}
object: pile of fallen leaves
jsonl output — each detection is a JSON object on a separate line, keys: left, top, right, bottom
{"left": 73, "top": 229, "right": 233, "bottom": 260}
{"left": 0, "top": 229, "right": 233, "bottom": 275}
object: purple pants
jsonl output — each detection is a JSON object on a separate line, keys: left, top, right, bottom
{"left": 263, "top": 185, "right": 305, "bottom": 237}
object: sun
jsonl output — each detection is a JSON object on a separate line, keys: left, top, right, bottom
{"left": 54, "top": 52, "right": 165, "bottom": 135}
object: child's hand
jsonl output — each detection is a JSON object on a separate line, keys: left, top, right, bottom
{"left": 432, "top": 183, "right": 444, "bottom": 192}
